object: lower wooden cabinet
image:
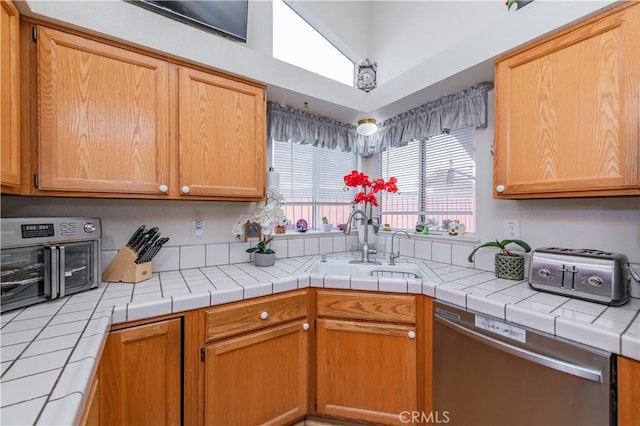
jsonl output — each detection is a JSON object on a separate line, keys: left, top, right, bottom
{"left": 618, "top": 356, "right": 640, "bottom": 426}
{"left": 204, "top": 320, "right": 309, "bottom": 425}
{"left": 79, "top": 373, "right": 99, "bottom": 426}
{"left": 315, "top": 290, "right": 423, "bottom": 425}
{"left": 99, "top": 318, "right": 182, "bottom": 426}
{"left": 316, "top": 318, "right": 418, "bottom": 425}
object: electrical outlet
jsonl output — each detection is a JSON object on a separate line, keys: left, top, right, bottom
{"left": 504, "top": 220, "right": 520, "bottom": 239}
{"left": 192, "top": 217, "right": 204, "bottom": 238}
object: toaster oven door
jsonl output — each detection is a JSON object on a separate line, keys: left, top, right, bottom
{"left": 0, "top": 245, "right": 58, "bottom": 313}
{"left": 59, "top": 240, "right": 100, "bottom": 297}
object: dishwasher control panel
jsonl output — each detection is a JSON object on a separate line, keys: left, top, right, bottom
{"left": 475, "top": 314, "right": 526, "bottom": 343}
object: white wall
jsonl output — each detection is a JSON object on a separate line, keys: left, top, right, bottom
{"left": 0, "top": 196, "right": 256, "bottom": 251}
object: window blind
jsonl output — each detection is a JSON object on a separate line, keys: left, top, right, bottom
{"left": 379, "top": 127, "right": 476, "bottom": 233}
{"left": 272, "top": 140, "right": 357, "bottom": 228}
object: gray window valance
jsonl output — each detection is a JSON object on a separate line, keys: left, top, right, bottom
{"left": 267, "top": 82, "right": 493, "bottom": 156}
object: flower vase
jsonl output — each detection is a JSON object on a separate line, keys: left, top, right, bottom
{"left": 357, "top": 223, "right": 377, "bottom": 245}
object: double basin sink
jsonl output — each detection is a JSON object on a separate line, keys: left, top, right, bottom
{"left": 307, "top": 258, "right": 426, "bottom": 280}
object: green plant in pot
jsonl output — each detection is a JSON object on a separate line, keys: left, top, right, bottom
{"left": 468, "top": 239, "right": 532, "bottom": 280}
{"left": 246, "top": 236, "right": 275, "bottom": 267}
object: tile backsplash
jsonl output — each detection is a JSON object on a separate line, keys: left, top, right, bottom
{"left": 101, "top": 232, "right": 481, "bottom": 274}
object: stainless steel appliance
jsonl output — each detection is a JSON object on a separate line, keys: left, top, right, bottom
{"left": 434, "top": 302, "right": 615, "bottom": 426}
{"left": 1, "top": 217, "right": 101, "bottom": 313}
{"left": 529, "top": 247, "right": 630, "bottom": 306}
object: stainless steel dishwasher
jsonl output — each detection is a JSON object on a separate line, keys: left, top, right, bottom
{"left": 433, "top": 302, "right": 615, "bottom": 426}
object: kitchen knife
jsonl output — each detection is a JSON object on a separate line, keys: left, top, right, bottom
{"left": 130, "top": 226, "right": 148, "bottom": 249}
{"left": 126, "top": 225, "right": 145, "bottom": 248}
{"left": 133, "top": 227, "right": 160, "bottom": 253}
{"left": 146, "top": 237, "right": 170, "bottom": 263}
{"left": 135, "top": 242, "right": 154, "bottom": 264}
{"left": 144, "top": 227, "right": 160, "bottom": 246}
{"left": 135, "top": 232, "right": 160, "bottom": 264}
{"left": 136, "top": 237, "right": 169, "bottom": 264}
{"left": 133, "top": 233, "right": 150, "bottom": 253}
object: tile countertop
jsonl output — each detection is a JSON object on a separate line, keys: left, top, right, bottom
{"left": 1, "top": 254, "right": 639, "bottom": 425}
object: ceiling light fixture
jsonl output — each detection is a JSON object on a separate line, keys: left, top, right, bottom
{"left": 356, "top": 119, "right": 378, "bottom": 136}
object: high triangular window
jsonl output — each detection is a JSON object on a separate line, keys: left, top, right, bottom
{"left": 272, "top": 0, "right": 354, "bottom": 86}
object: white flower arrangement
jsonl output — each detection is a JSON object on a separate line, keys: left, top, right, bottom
{"left": 232, "top": 190, "right": 288, "bottom": 242}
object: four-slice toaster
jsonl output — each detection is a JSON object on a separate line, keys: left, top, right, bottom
{"left": 528, "top": 247, "right": 631, "bottom": 306}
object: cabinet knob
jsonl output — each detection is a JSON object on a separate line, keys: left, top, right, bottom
{"left": 181, "top": 186, "right": 190, "bottom": 194}
{"left": 408, "top": 330, "right": 416, "bottom": 339}
{"left": 260, "top": 311, "right": 268, "bottom": 320}
{"left": 159, "top": 184, "right": 168, "bottom": 193}
{"left": 302, "top": 322, "right": 310, "bottom": 330}
{"left": 496, "top": 184, "right": 505, "bottom": 193}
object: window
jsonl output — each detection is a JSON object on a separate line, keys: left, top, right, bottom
{"left": 378, "top": 127, "right": 476, "bottom": 233}
{"left": 272, "top": 0, "right": 354, "bottom": 86}
{"left": 272, "top": 141, "right": 357, "bottom": 229}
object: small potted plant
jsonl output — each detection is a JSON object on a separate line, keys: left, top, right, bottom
{"left": 320, "top": 216, "right": 332, "bottom": 232}
{"left": 247, "top": 236, "right": 275, "bottom": 267}
{"left": 467, "top": 239, "right": 532, "bottom": 280}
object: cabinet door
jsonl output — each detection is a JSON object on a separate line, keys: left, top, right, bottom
{"left": 205, "top": 320, "right": 308, "bottom": 425}
{"left": 494, "top": 3, "right": 640, "bottom": 198}
{"left": 37, "top": 27, "right": 170, "bottom": 194}
{"left": 0, "top": 0, "right": 20, "bottom": 190}
{"left": 316, "top": 318, "right": 418, "bottom": 425}
{"left": 79, "top": 373, "right": 99, "bottom": 426}
{"left": 99, "top": 318, "right": 181, "bottom": 426}
{"left": 618, "top": 356, "right": 640, "bottom": 425}
{"left": 178, "top": 66, "right": 265, "bottom": 199}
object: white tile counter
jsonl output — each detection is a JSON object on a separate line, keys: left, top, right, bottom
{"left": 1, "top": 254, "right": 639, "bottom": 425}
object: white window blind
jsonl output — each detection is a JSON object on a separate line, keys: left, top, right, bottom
{"left": 272, "top": 140, "right": 357, "bottom": 229}
{"left": 379, "top": 127, "right": 476, "bottom": 233}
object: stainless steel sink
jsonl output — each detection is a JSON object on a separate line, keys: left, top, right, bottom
{"left": 306, "top": 258, "right": 426, "bottom": 279}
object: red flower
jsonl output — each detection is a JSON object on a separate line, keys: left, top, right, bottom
{"left": 343, "top": 171, "right": 398, "bottom": 208}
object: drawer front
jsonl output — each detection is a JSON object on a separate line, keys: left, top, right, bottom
{"left": 205, "top": 290, "right": 307, "bottom": 341}
{"left": 317, "top": 290, "right": 416, "bottom": 324}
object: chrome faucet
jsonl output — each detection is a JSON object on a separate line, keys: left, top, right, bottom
{"left": 389, "top": 231, "right": 411, "bottom": 265}
{"left": 343, "top": 209, "right": 379, "bottom": 264}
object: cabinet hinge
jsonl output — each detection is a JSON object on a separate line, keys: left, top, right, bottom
{"left": 200, "top": 348, "right": 205, "bottom": 362}
{"left": 314, "top": 318, "right": 317, "bottom": 331}
{"left": 314, "top": 398, "right": 317, "bottom": 411}
{"left": 33, "top": 173, "right": 39, "bottom": 188}
{"left": 32, "top": 27, "right": 37, "bottom": 42}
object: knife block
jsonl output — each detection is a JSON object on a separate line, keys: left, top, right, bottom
{"left": 102, "top": 246, "right": 153, "bottom": 283}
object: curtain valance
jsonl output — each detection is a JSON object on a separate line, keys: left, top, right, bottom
{"left": 267, "top": 102, "right": 360, "bottom": 153}
{"left": 267, "top": 82, "right": 493, "bottom": 156}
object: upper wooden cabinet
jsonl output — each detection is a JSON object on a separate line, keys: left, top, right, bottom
{"left": 0, "top": 0, "right": 20, "bottom": 192}
{"left": 179, "top": 67, "right": 265, "bottom": 198}
{"left": 494, "top": 3, "right": 640, "bottom": 199}
{"left": 27, "top": 23, "right": 266, "bottom": 200}
{"left": 37, "top": 26, "right": 170, "bottom": 195}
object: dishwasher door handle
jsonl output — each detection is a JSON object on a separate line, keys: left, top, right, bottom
{"left": 435, "top": 314, "right": 603, "bottom": 383}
